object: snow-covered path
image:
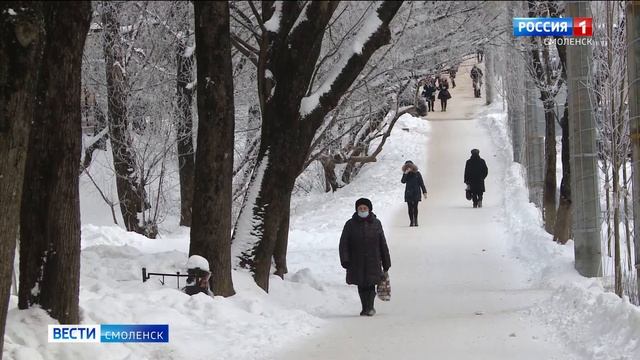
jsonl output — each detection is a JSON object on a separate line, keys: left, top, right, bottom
{"left": 276, "top": 60, "right": 583, "bottom": 360}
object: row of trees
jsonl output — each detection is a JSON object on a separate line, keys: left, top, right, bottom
{"left": 496, "top": 0, "right": 640, "bottom": 303}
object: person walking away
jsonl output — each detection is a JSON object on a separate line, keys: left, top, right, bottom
{"left": 448, "top": 65, "right": 457, "bottom": 88}
{"left": 422, "top": 80, "right": 437, "bottom": 112}
{"left": 470, "top": 65, "right": 484, "bottom": 98}
{"left": 339, "top": 198, "right": 391, "bottom": 316}
{"left": 464, "top": 149, "right": 488, "bottom": 208}
{"left": 437, "top": 78, "right": 451, "bottom": 111}
{"left": 401, "top": 160, "right": 427, "bottom": 226}
{"left": 477, "top": 48, "right": 484, "bottom": 63}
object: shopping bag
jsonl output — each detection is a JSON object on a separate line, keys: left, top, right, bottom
{"left": 377, "top": 272, "right": 391, "bottom": 301}
{"left": 465, "top": 185, "right": 472, "bottom": 200}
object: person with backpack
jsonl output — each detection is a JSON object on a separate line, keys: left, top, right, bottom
{"left": 401, "top": 160, "right": 427, "bottom": 226}
{"left": 464, "top": 149, "right": 488, "bottom": 208}
{"left": 339, "top": 198, "right": 391, "bottom": 316}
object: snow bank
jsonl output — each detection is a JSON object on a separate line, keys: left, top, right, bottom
{"left": 480, "top": 101, "right": 640, "bottom": 359}
{"left": 4, "top": 113, "right": 430, "bottom": 360}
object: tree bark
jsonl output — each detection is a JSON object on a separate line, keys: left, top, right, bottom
{"left": 552, "top": 37, "right": 572, "bottom": 244}
{"left": 19, "top": 1, "right": 90, "bottom": 323}
{"left": 232, "top": 1, "right": 403, "bottom": 292}
{"left": 102, "top": 1, "right": 150, "bottom": 236}
{"left": 627, "top": 0, "right": 640, "bottom": 295}
{"left": 190, "top": 1, "right": 235, "bottom": 297}
{"left": 553, "top": 103, "right": 572, "bottom": 244}
{"left": 0, "top": 2, "right": 45, "bottom": 355}
{"left": 176, "top": 36, "right": 195, "bottom": 227}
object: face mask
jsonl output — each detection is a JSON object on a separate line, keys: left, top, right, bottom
{"left": 357, "top": 211, "right": 369, "bottom": 218}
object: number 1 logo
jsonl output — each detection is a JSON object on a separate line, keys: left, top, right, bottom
{"left": 573, "top": 17, "right": 593, "bottom": 37}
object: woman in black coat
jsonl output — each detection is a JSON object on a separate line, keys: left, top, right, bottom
{"left": 401, "top": 160, "right": 427, "bottom": 227}
{"left": 464, "top": 148, "right": 488, "bottom": 208}
{"left": 437, "top": 78, "right": 452, "bottom": 111}
{"left": 339, "top": 198, "right": 391, "bottom": 316}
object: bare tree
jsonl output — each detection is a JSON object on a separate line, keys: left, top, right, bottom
{"left": 101, "top": 1, "right": 152, "bottom": 236}
{"left": 189, "top": 1, "right": 236, "bottom": 297}
{"left": 0, "top": 2, "right": 45, "bottom": 355}
{"left": 231, "top": 1, "right": 403, "bottom": 292}
{"left": 19, "top": 1, "right": 91, "bottom": 323}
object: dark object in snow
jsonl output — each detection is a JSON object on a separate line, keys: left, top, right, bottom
{"left": 142, "top": 267, "right": 189, "bottom": 288}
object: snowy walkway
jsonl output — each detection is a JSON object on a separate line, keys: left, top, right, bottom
{"left": 276, "top": 60, "right": 582, "bottom": 360}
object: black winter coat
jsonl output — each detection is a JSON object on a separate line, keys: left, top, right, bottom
{"left": 401, "top": 164, "right": 427, "bottom": 202}
{"left": 339, "top": 212, "right": 391, "bottom": 286}
{"left": 464, "top": 154, "right": 488, "bottom": 193}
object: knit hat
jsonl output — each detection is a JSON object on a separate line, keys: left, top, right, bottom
{"left": 355, "top": 198, "right": 373, "bottom": 211}
{"left": 471, "top": 149, "right": 479, "bottom": 155}
{"left": 404, "top": 160, "right": 414, "bottom": 165}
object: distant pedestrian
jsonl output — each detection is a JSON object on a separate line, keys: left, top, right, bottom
{"left": 448, "top": 66, "right": 458, "bottom": 88}
{"left": 339, "top": 198, "right": 391, "bottom": 316}
{"left": 477, "top": 48, "right": 484, "bottom": 63}
{"left": 401, "top": 160, "right": 427, "bottom": 226}
{"left": 470, "top": 65, "right": 483, "bottom": 98}
{"left": 422, "top": 80, "right": 437, "bottom": 112}
{"left": 464, "top": 149, "right": 488, "bottom": 208}
{"left": 437, "top": 78, "right": 451, "bottom": 111}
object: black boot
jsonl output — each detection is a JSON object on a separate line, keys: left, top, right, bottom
{"left": 408, "top": 204, "right": 415, "bottom": 226}
{"left": 365, "top": 288, "right": 376, "bottom": 316}
{"left": 358, "top": 289, "right": 368, "bottom": 316}
{"left": 478, "top": 200, "right": 482, "bottom": 208}
{"left": 414, "top": 206, "right": 419, "bottom": 227}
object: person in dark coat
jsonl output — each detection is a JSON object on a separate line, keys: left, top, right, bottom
{"left": 437, "top": 78, "right": 451, "bottom": 112}
{"left": 339, "top": 198, "right": 391, "bottom": 316}
{"left": 401, "top": 160, "right": 427, "bottom": 226}
{"left": 464, "top": 148, "right": 488, "bottom": 208}
{"left": 422, "top": 80, "right": 437, "bottom": 112}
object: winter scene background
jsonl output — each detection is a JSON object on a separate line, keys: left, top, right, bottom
{"left": 2, "top": 1, "right": 640, "bottom": 360}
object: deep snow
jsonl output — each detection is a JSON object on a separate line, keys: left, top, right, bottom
{"left": 4, "top": 59, "right": 640, "bottom": 360}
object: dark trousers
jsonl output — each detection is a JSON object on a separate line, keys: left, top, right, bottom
{"left": 440, "top": 99, "right": 447, "bottom": 111}
{"left": 407, "top": 201, "right": 419, "bottom": 226}
{"left": 472, "top": 192, "right": 484, "bottom": 207}
{"left": 358, "top": 285, "right": 376, "bottom": 312}
{"left": 427, "top": 97, "right": 435, "bottom": 112}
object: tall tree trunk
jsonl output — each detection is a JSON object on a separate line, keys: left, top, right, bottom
{"left": 567, "top": 1, "right": 602, "bottom": 277}
{"left": 0, "top": 2, "right": 45, "bottom": 355}
{"left": 189, "top": 1, "right": 235, "bottom": 297}
{"left": 102, "top": 1, "right": 149, "bottom": 236}
{"left": 232, "top": 1, "right": 403, "bottom": 292}
{"left": 553, "top": 104, "right": 572, "bottom": 244}
{"left": 273, "top": 193, "right": 291, "bottom": 278}
{"left": 542, "top": 93, "right": 557, "bottom": 234}
{"left": 176, "top": 36, "right": 195, "bottom": 227}
{"left": 19, "top": 1, "right": 90, "bottom": 323}
{"left": 552, "top": 37, "right": 571, "bottom": 244}
{"left": 627, "top": 0, "right": 640, "bottom": 295}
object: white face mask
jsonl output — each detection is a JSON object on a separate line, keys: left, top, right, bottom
{"left": 358, "top": 211, "right": 369, "bottom": 218}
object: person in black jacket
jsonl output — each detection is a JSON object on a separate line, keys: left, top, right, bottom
{"left": 401, "top": 160, "right": 427, "bottom": 226}
{"left": 421, "top": 80, "right": 437, "bottom": 112}
{"left": 339, "top": 198, "right": 391, "bottom": 316}
{"left": 464, "top": 149, "right": 488, "bottom": 208}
